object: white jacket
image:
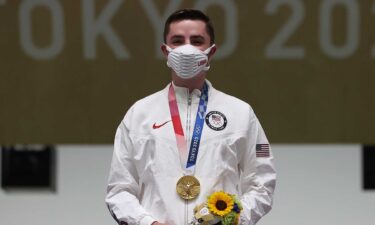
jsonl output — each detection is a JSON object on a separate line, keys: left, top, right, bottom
{"left": 106, "top": 80, "right": 276, "bottom": 225}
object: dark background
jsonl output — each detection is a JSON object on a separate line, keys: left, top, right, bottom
{"left": 0, "top": 0, "right": 374, "bottom": 143}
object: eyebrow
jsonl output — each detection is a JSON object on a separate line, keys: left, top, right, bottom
{"left": 190, "top": 35, "right": 205, "bottom": 41}
{"left": 170, "top": 35, "right": 185, "bottom": 40}
{"left": 169, "top": 35, "right": 206, "bottom": 41}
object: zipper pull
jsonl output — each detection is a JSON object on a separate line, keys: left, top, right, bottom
{"left": 188, "top": 95, "right": 192, "bottom": 106}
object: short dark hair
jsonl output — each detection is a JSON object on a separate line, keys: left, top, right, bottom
{"left": 163, "top": 9, "right": 215, "bottom": 45}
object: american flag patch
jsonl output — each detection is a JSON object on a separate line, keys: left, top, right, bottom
{"left": 256, "top": 144, "right": 270, "bottom": 157}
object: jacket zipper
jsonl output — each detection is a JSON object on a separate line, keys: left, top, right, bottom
{"left": 185, "top": 92, "right": 192, "bottom": 225}
{"left": 186, "top": 93, "right": 192, "bottom": 148}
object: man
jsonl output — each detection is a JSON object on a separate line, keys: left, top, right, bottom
{"left": 106, "top": 9, "right": 276, "bottom": 225}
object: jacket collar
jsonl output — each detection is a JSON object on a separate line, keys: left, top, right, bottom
{"left": 169, "top": 79, "right": 213, "bottom": 104}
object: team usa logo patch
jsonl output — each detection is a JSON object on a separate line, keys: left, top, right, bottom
{"left": 205, "top": 111, "right": 227, "bottom": 131}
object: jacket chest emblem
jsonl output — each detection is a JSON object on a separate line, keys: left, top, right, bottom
{"left": 152, "top": 120, "right": 171, "bottom": 129}
{"left": 205, "top": 111, "right": 227, "bottom": 131}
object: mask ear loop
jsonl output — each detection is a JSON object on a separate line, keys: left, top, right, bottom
{"left": 202, "top": 44, "right": 216, "bottom": 71}
{"left": 203, "top": 44, "right": 216, "bottom": 54}
{"left": 164, "top": 44, "right": 173, "bottom": 68}
{"left": 164, "top": 44, "right": 173, "bottom": 53}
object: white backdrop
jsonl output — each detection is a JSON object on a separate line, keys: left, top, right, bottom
{"left": 1, "top": 145, "right": 374, "bottom": 225}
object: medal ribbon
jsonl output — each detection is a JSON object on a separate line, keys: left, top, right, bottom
{"left": 168, "top": 82, "right": 209, "bottom": 170}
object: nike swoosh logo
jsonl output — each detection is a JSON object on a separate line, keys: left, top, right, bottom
{"left": 152, "top": 120, "right": 171, "bottom": 129}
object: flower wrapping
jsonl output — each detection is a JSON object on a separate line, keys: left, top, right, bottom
{"left": 189, "top": 191, "right": 243, "bottom": 225}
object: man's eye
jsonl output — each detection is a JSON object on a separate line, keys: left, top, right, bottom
{"left": 172, "top": 40, "right": 183, "bottom": 45}
{"left": 191, "top": 40, "right": 203, "bottom": 45}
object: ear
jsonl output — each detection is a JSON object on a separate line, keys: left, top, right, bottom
{"left": 207, "top": 45, "right": 217, "bottom": 61}
{"left": 160, "top": 44, "right": 169, "bottom": 58}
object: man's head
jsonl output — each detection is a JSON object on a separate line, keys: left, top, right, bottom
{"left": 163, "top": 9, "right": 215, "bottom": 46}
{"left": 161, "top": 9, "right": 217, "bottom": 82}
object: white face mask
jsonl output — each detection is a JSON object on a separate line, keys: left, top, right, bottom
{"left": 165, "top": 44, "right": 215, "bottom": 79}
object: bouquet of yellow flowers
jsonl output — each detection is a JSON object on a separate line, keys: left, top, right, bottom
{"left": 190, "top": 191, "right": 243, "bottom": 225}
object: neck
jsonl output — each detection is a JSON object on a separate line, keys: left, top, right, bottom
{"left": 172, "top": 73, "right": 206, "bottom": 92}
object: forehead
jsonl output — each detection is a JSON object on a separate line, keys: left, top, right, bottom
{"left": 167, "top": 20, "right": 209, "bottom": 39}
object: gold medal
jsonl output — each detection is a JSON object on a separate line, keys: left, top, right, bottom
{"left": 176, "top": 175, "right": 201, "bottom": 200}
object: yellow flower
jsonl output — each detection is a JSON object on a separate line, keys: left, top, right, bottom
{"left": 207, "top": 191, "right": 234, "bottom": 217}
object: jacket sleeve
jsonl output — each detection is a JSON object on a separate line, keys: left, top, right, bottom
{"left": 105, "top": 120, "right": 156, "bottom": 225}
{"left": 238, "top": 114, "right": 276, "bottom": 225}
